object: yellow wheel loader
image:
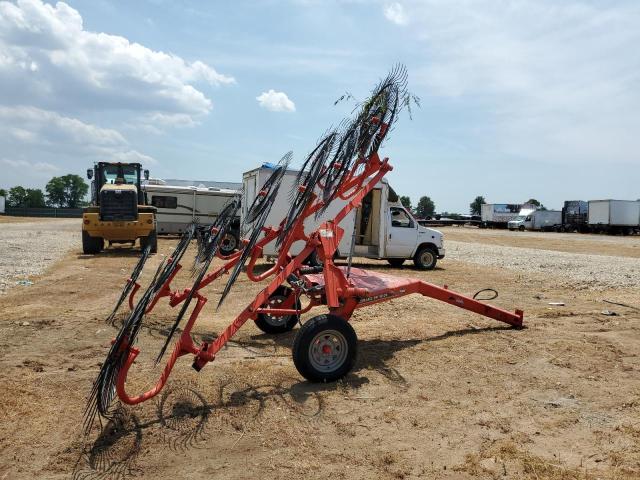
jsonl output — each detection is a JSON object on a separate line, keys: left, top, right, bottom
{"left": 82, "top": 162, "right": 157, "bottom": 254}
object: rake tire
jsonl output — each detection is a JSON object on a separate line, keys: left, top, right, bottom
{"left": 255, "top": 286, "right": 301, "bottom": 334}
{"left": 293, "top": 314, "right": 357, "bottom": 383}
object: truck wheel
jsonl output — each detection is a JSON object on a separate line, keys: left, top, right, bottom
{"left": 255, "top": 286, "right": 301, "bottom": 334}
{"left": 82, "top": 230, "right": 103, "bottom": 254}
{"left": 140, "top": 229, "right": 158, "bottom": 253}
{"left": 387, "top": 258, "right": 405, "bottom": 267}
{"left": 219, "top": 231, "right": 239, "bottom": 256}
{"left": 518, "top": 225, "right": 525, "bottom": 232}
{"left": 413, "top": 246, "right": 437, "bottom": 270}
{"left": 292, "top": 314, "right": 357, "bottom": 383}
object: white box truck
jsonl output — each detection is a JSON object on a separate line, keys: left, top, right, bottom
{"left": 509, "top": 210, "right": 562, "bottom": 231}
{"left": 242, "top": 165, "right": 445, "bottom": 269}
{"left": 481, "top": 204, "right": 522, "bottom": 228}
{"left": 588, "top": 200, "right": 640, "bottom": 234}
{"left": 0, "top": 195, "right": 5, "bottom": 214}
{"left": 507, "top": 205, "right": 536, "bottom": 231}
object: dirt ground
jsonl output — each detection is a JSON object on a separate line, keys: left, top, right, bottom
{"left": 1, "top": 221, "right": 639, "bottom": 479}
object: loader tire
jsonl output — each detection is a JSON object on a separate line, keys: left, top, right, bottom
{"left": 140, "top": 229, "right": 158, "bottom": 253}
{"left": 82, "top": 230, "right": 103, "bottom": 254}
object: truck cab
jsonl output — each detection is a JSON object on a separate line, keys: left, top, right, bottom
{"left": 382, "top": 202, "right": 445, "bottom": 268}
{"left": 82, "top": 162, "right": 157, "bottom": 254}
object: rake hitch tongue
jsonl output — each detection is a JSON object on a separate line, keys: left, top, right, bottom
{"left": 86, "top": 66, "right": 525, "bottom": 423}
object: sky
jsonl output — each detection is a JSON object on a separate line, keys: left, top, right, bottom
{"left": 0, "top": 0, "right": 639, "bottom": 213}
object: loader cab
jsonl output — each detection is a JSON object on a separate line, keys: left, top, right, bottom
{"left": 88, "top": 162, "right": 149, "bottom": 206}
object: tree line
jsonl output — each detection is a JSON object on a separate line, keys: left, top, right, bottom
{"left": 1, "top": 174, "right": 89, "bottom": 209}
{"left": 399, "top": 195, "right": 436, "bottom": 218}
{"left": 397, "top": 195, "right": 547, "bottom": 218}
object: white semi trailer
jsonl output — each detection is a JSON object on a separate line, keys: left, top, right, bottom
{"left": 481, "top": 204, "right": 522, "bottom": 228}
{"left": 588, "top": 200, "right": 640, "bottom": 234}
{"left": 242, "top": 165, "right": 445, "bottom": 269}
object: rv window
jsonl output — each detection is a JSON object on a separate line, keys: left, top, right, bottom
{"left": 151, "top": 195, "right": 178, "bottom": 209}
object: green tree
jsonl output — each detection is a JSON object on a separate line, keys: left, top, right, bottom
{"left": 525, "top": 198, "right": 546, "bottom": 211}
{"left": 7, "top": 186, "right": 28, "bottom": 207}
{"left": 46, "top": 174, "right": 89, "bottom": 208}
{"left": 0, "top": 188, "right": 6, "bottom": 197}
{"left": 25, "top": 188, "right": 46, "bottom": 208}
{"left": 469, "top": 195, "right": 486, "bottom": 215}
{"left": 416, "top": 196, "right": 435, "bottom": 218}
{"left": 399, "top": 195, "right": 412, "bottom": 211}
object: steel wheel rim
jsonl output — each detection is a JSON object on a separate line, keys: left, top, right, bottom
{"left": 221, "top": 232, "right": 237, "bottom": 252}
{"left": 265, "top": 296, "right": 288, "bottom": 326}
{"left": 308, "top": 329, "right": 348, "bottom": 372}
{"left": 420, "top": 250, "right": 434, "bottom": 266}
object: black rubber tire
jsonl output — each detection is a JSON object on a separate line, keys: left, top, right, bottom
{"left": 82, "top": 230, "right": 103, "bottom": 254}
{"left": 255, "top": 286, "right": 301, "bottom": 334}
{"left": 518, "top": 225, "right": 525, "bottom": 232}
{"left": 413, "top": 246, "right": 437, "bottom": 270}
{"left": 387, "top": 258, "right": 405, "bottom": 267}
{"left": 140, "top": 229, "right": 158, "bottom": 253}
{"left": 305, "top": 250, "right": 324, "bottom": 268}
{"left": 292, "top": 314, "right": 357, "bottom": 383}
{"left": 219, "top": 231, "right": 239, "bottom": 256}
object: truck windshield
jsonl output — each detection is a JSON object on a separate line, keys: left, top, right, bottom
{"left": 102, "top": 165, "right": 138, "bottom": 186}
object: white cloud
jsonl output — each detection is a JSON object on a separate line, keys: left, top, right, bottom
{"left": 0, "top": 106, "right": 156, "bottom": 165}
{"left": 256, "top": 90, "right": 296, "bottom": 112}
{"left": 408, "top": 0, "right": 640, "bottom": 165}
{"left": 384, "top": 3, "right": 407, "bottom": 26}
{"left": 1, "top": 158, "right": 58, "bottom": 173}
{"left": 0, "top": 0, "right": 234, "bottom": 118}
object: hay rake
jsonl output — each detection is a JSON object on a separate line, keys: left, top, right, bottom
{"left": 85, "top": 66, "right": 524, "bottom": 431}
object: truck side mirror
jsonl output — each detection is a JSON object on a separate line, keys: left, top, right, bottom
{"left": 144, "top": 169, "right": 150, "bottom": 180}
{"left": 86, "top": 168, "right": 93, "bottom": 180}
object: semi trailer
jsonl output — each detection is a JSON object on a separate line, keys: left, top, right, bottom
{"left": 481, "top": 203, "right": 522, "bottom": 228}
{"left": 588, "top": 200, "right": 640, "bottom": 234}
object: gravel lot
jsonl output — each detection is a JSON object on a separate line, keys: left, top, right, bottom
{"left": 0, "top": 218, "right": 78, "bottom": 294}
{"left": 447, "top": 239, "right": 640, "bottom": 289}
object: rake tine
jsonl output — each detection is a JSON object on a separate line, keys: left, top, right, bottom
{"left": 156, "top": 196, "right": 241, "bottom": 363}
{"left": 218, "top": 155, "right": 289, "bottom": 309}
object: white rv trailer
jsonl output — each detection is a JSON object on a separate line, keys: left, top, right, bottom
{"left": 142, "top": 181, "right": 241, "bottom": 253}
{"left": 242, "top": 165, "right": 445, "bottom": 269}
